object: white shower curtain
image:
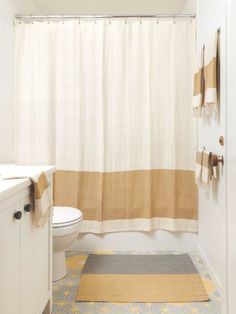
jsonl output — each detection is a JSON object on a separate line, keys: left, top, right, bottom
{"left": 14, "top": 18, "right": 197, "bottom": 233}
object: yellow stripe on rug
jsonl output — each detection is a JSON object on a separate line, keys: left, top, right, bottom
{"left": 76, "top": 274, "right": 209, "bottom": 303}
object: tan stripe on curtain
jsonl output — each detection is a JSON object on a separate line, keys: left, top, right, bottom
{"left": 54, "top": 169, "right": 198, "bottom": 222}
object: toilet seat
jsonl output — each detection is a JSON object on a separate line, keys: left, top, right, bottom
{"left": 53, "top": 206, "right": 83, "bottom": 228}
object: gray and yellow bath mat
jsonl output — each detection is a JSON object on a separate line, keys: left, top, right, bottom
{"left": 76, "top": 254, "right": 209, "bottom": 303}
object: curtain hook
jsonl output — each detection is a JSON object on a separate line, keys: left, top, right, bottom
{"left": 125, "top": 16, "right": 127, "bottom": 25}
{"left": 156, "top": 17, "right": 159, "bottom": 24}
{"left": 140, "top": 16, "right": 142, "bottom": 24}
{"left": 78, "top": 17, "right": 80, "bottom": 25}
{"left": 109, "top": 17, "right": 111, "bottom": 24}
{"left": 94, "top": 15, "right": 97, "bottom": 24}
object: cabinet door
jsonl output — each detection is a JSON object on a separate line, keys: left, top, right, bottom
{"left": 20, "top": 195, "right": 50, "bottom": 314}
{"left": 0, "top": 202, "right": 21, "bottom": 314}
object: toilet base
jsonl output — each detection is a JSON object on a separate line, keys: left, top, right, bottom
{"left": 53, "top": 250, "right": 67, "bottom": 281}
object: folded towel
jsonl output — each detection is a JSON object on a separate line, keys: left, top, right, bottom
{"left": 2, "top": 172, "right": 53, "bottom": 228}
{"left": 195, "top": 149, "right": 204, "bottom": 185}
{"left": 193, "top": 47, "right": 204, "bottom": 116}
{"left": 210, "top": 154, "right": 220, "bottom": 179}
{"left": 204, "top": 31, "right": 219, "bottom": 116}
{"left": 31, "top": 172, "right": 53, "bottom": 228}
{"left": 202, "top": 151, "right": 213, "bottom": 188}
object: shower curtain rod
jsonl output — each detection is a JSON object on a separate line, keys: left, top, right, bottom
{"left": 15, "top": 14, "right": 196, "bottom": 19}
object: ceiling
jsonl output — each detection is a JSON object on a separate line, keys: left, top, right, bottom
{"left": 27, "top": 0, "right": 195, "bottom": 15}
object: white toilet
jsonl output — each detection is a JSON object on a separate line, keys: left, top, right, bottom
{"left": 52, "top": 206, "right": 83, "bottom": 281}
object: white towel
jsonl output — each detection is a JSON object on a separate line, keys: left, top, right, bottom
{"left": 195, "top": 149, "right": 204, "bottom": 186}
{"left": 204, "top": 31, "right": 219, "bottom": 116}
{"left": 202, "top": 151, "right": 213, "bottom": 188}
{"left": 192, "top": 47, "right": 204, "bottom": 116}
{"left": 210, "top": 154, "right": 219, "bottom": 179}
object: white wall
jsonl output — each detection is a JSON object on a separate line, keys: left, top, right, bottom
{"left": 32, "top": 0, "right": 187, "bottom": 15}
{"left": 0, "top": 0, "right": 40, "bottom": 163}
{"left": 182, "top": 0, "right": 196, "bottom": 13}
{"left": 226, "top": 0, "right": 236, "bottom": 313}
{"left": 197, "top": 0, "right": 227, "bottom": 309}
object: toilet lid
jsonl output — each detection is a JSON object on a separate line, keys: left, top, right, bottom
{"left": 53, "top": 206, "right": 83, "bottom": 226}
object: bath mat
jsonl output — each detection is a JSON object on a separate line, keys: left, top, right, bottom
{"left": 76, "top": 254, "right": 209, "bottom": 303}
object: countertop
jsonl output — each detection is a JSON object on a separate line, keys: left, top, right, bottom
{"left": 0, "top": 165, "right": 56, "bottom": 202}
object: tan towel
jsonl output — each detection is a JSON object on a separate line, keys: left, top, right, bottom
{"left": 192, "top": 47, "right": 204, "bottom": 116}
{"left": 195, "top": 149, "right": 204, "bottom": 185}
{"left": 204, "top": 31, "right": 219, "bottom": 116}
{"left": 31, "top": 172, "right": 53, "bottom": 228}
{"left": 202, "top": 151, "right": 213, "bottom": 188}
{"left": 2, "top": 172, "right": 53, "bottom": 228}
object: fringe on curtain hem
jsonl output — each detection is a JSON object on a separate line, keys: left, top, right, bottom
{"left": 80, "top": 218, "right": 198, "bottom": 234}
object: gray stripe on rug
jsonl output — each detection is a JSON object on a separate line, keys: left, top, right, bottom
{"left": 82, "top": 254, "right": 198, "bottom": 274}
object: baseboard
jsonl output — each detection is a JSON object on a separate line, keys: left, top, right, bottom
{"left": 197, "top": 245, "right": 222, "bottom": 293}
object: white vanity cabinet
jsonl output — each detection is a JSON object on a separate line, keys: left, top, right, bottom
{"left": 0, "top": 167, "right": 55, "bottom": 314}
{"left": 0, "top": 201, "right": 21, "bottom": 314}
{"left": 20, "top": 193, "right": 51, "bottom": 314}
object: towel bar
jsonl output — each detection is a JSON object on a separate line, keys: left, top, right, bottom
{"left": 210, "top": 154, "right": 224, "bottom": 167}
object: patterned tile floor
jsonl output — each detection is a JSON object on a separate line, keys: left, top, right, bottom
{"left": 53, "top": 251, "right": 221, "bottom": 314}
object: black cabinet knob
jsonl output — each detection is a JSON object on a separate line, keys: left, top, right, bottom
{"left": 14, "top": 211, "right": 22, "bottom": 220}
{"left": 24, "top": 204, "right": 32, "bottom": 212}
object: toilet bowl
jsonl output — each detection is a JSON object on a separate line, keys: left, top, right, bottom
{"left": 53, "top": 206, "right": 83, "bottom": 281}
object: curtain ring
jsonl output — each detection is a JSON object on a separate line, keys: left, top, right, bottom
{"left": 139, "top": 16, "right": 142, "bottom": 24}
{"left": 78, "top": 17, "right": 80, "bottom": 25}
{"left": 156, "top": 18, "right": 159, "bottom": 24}
{"left": 94, "top": 15, "right": 97, "bottom": 24}
{"left": 125, "top": 16, "right": 127, "bottom": 25}
{"left": 109, "top": 17, "right": 111, "bottom": 25}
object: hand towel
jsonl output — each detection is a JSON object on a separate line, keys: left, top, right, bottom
{"left": 31, "top": 172, "right": 53, "bottom": 228}
{"left": 203, "top": 31, "right": 219, "bottom": 116}
{"left": 202, "top": 151, "right": 213, "bottom": 188}
{"left": 210, "top": 154, "right": 218, "bottom": 179}
{"left": 2, "top": 172, "right": 53, "bottom": 228}
{"left": 195, "top": 149, "right": 204, "bottom": 185}
{"left": 192, "top": 47, "right": 204, "bottom": 116}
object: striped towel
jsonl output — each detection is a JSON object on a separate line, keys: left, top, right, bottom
{"left": 192, "top": 47, "right": 204, "bottom": 116}
{"left": 195, "top": 149, "right": 204, "bottom": 185}
{"left": 210, "top": 154, "right": 219, "bottom": 179}
{"left": 202, "top": 151, "right": 213, "bottom": 188}
{"left": 31, "top": 172, "right": 53, "bottom": 228}
{"left": 204, "top": 31, "right": 219, "bottom": 116}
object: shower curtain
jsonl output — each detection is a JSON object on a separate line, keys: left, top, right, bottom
{"left": 14, "top": 18, "right": 197, "bottom": 233}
